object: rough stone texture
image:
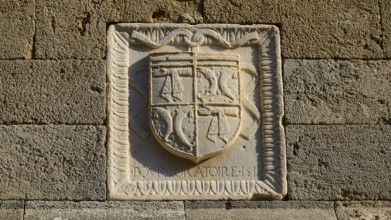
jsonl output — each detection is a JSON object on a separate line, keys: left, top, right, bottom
{"left": 286, "top": 125, "right": 391, "bottom": 200}
{"left": 0, "top": 201, "right": 24, "bottom": 220}
{"left": 0, "top": 125, "right": 106, "bottom": 200}
{"left": 0, "top": 0, "right": 35, "bottom": 59}
{"left": 380, "top": 0, "right": 391, "bottom": 58}
{"left": 25, "top": 201, "right": 185, "bottom": 220}
{"left": 103, "top": 0, "right": 203, "bottom": 23}
{"left": 185, "top": 201, "right": 337, "bottom": 220}
{"left": 35, "top": 0, "right": 106, "bottom": 59}
{"left": 0, "top": 60, "right": 105, "bottom": 125}
{"left": 336, "top": 201, "right": 391, "bottom": 220}
{"left": 284, "top": 60, "right": 391, "bottom": 125}
{"left": 204, "top": 0, "right": 383, "bottom": 59}
{"left": 35, "top": 0, "right": 203, "bottom": 59}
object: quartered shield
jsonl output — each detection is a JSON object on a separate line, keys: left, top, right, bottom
{"left": 149, "top": 52, "right": 242, "bottom": 163}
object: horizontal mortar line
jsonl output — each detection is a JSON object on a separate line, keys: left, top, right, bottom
{"left": 282, "top": 58, "right": 391, "bottom": 61}
{"left": 0, "top": 58, "right": 107, "bottom": 61}
{"left": 0, "top": 123, "right": 106, "bottom": 126}
{"left": 285, "top": 123, "right": 391, "bottom": 126}
{"left": 1, "top": 199, "right": 108, "bottom": 202}
{"left": 9, "top": 199, "right": 391, "bottom": 202}
{"left": 3, "top": 58, "right": 390, "bottom": 62}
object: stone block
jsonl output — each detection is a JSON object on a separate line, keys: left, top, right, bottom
{"left": 0, "top": 60, "right": 105, "bottom": 124}
{"left": 0, "top": 201, "right": 24, "bottom": 220}
{"left": 0, "top": 0, "right": 35, "bottom": 59}
{"left": 380, "top": 0, "right": 391, "bottom": 58}
{"left": 34, "top": 0, "right": 203, "bottom": 59}
{"left": 185, "top": 201, "right": 337, "bottom": 220}
{"left": 204, "top": 0, "right": 383, "bottom": 59}
{"left": 336, "top": 201, "right": 391, "bottom": 220}
{"left": 286, "top": 125, "right": 391, "bottom": 200}
{"left": 25, "top": 201, "right": 185, "bottom": 220}
{"left": 107, "top": 24, "right": 286, "bottom": 200}
{"left": 35, "top": 0, "right": 106, "bottom": 59}
{"left": 103, "top": 0, "right": 203, "bottom": 23}
{"left": 284, "top": 60, "right": 391, "bottom": 125}
{"left": 0, "top": 125, "right": 106, "bottom": 200}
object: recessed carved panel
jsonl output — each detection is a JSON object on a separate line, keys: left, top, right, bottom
{"left": 107, "top": 24, "right": 286, "bottom": 200}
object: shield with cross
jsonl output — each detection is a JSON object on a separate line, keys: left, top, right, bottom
{"left": 149, "top": 52, "right": 242, "bottom": 163}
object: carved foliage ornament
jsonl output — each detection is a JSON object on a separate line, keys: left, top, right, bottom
{"left": 107, "top": 24, "right": 286, "bottom": 200}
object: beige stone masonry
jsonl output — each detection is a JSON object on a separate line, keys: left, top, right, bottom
{"left": 24, "top": 201, "right": 185, "bottom": 220}
{"left": 204, "top": 0, "right": 383, "bottom": 59}
{"left": 284, "top": 60, "right": 391, "bottom": 125}
{"left": 380, "top": 0, "right": 391, "bottom": 58}
{"left": 185, "top": 201, "right": 337, "bottom": 220}
{"left": 286, "top": 125, "right": 391, "bottom": 200}
{"left": 0, "top": 60, "right": 106, "bottom": 124}
{"left": 0, "top": 201, "right": 24, "bottom": 220}
{"left": 0, "top": 125, "right": 106, "bottom": 200}
{"left": 336, "top": 201, "right": 391, "bottom": 220}
{"left": 0, "top": 0, "right": 35, "bottom": 59}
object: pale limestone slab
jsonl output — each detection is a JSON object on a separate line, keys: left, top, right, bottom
{"left": 185, "top": 201, "right": 337, "bottom": 220}
{"left": 107, "top": 24, "right": 285, "bottom": 200}
{"left": 25, "top": 201, "right": 185, "bottom": 220}
{"left": 336, "top": 201, "right": 391, "bottom": 220}
{"left": 0, "top": 201, "right": 24, "bottom": 220}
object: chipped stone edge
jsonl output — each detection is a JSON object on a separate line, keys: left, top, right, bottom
{"left": 107, "top": 23, "right": 286, "bottom": 200}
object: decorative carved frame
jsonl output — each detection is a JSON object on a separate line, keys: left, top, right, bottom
{"left": 107, "top": 24, "right": 286, "bottom": 200}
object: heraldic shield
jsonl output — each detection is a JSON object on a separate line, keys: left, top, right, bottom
{"left": 149, "top": 52, "right": 242, "bottom": 163}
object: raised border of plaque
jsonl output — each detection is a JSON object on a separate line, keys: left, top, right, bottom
{"left": 107, "top": 24, "right": 286, "bottom": 200}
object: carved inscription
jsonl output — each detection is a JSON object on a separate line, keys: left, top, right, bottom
{"left": 130, "top": 166, "right": 258, "bottom": 178}
{"left": 107, "top": 24, "right": 286, "bottom": 200}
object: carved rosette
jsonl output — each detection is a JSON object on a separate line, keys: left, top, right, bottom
{"left": 107, "top": 24, "right": 286, "bottom": 200}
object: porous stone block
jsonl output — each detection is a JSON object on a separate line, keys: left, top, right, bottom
{"left": 103, "top": 0, "right": 203, "bottom": 23}
{"left": 0, "top": 125, "right": 106, "bottom": 200}
{"left": 35, "top": 0, "right": 203, "bottom": 59}
{"left": 185, "top": 201, "right": 337, "bottom": 220}
{"left": 107, "top": 24, "right": 286, "bottom": 200}
{"left": 35, "top": 0, "right": 106, "bottom": 59}
{"left": 0, "top": 60, "right": 105, "bottom": 124}
{"left": 25, "top": 201, "right": 185, "bottom": 220}
{"left": 204, "top": 0, "right": 383, "bottom": 59}
{"left": 336, "top": 201, "right": 391, "bottom": 220}
{"left": 0, "top": 201, "right": 24, "bottom": 220}
{"left": 0, "top": 0, "right": 35, "bottom": 58}
{"left": 380, "top": 0, "right": 391, "bottom": 58}
{"left": 284, "top": 60, "right": 391, "bottom": 125}
{"left": 286, "top": 125, "right": 391, "bottom": 200}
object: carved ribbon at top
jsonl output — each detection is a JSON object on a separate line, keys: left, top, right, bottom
{"left": 130, "top": 28, "right": 260, "bottom": 48}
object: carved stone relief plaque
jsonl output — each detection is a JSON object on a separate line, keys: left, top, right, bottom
{"left": 107, "top": 24, "right": 286, "bottom": 200}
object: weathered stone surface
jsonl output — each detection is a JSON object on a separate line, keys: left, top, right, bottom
{"left": 0, "top": 0, "right": 35, "bottom": 59}
{"left": 103, "top": 0, "right": 203, "bottom": 23}
{"left": 0, "top": 201, "right": 24, "bottom": 220}
{"left": 284, "top": 60, "right": 391, "bottom": 125}
{"left": 185, "top": 201, "right": 337, "bottom": 220}
{"left": 0, "top": 125, "right": 106, "bottom": 200}
{"left": 107, "top": 24, "right": 285, "bottom": 200}
{"left": 336, "top": 201, "right": 391, "bottom": 220}
{"left": 0, "top": 60, "right": 105, "bottom": 124}
{"left": 25, "top": 201, "right": 185, "bottom": 220}
{"left": 286, "top": 125, "right": 391, "bottom": 200}
{"left": 35, "top": 0, "right": 106, "bottom": 59}
{"left": 35, "top": 0, "right": 203, "bottom": 59}
{"left": 380, "top": 0, "right": 391, "bottom": 58}
{"left": 204, "top": 0, "right": 383, "bottom": 59}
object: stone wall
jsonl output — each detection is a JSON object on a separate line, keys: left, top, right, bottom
{"left": 0, "top": 0, "right": 390, "bottom": 219}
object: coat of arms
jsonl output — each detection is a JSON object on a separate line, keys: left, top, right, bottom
{"left": 150, "top": 52, "right": 242, "bottom": 163}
